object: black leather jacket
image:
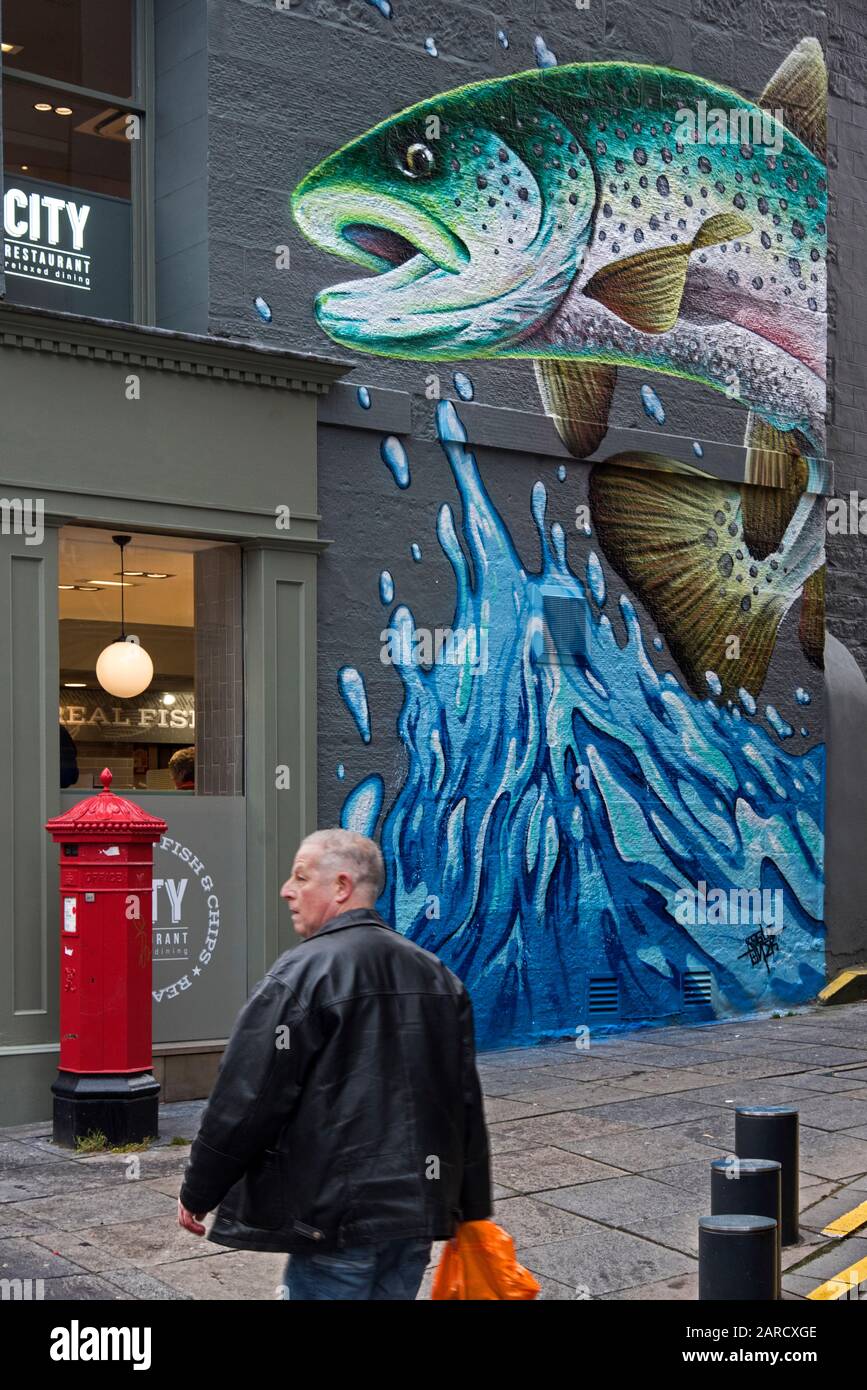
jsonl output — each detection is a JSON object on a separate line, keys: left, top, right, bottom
{"left": 179, "top": 908, "right": 492, "bottom": 1253}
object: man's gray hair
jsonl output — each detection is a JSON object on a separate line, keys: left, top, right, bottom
{"left": 302, "top": 828, "right": 385, "bottom": 898}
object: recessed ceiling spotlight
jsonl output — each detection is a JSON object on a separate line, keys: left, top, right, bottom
{"left": 1, "top": 42, "right": 23, "bottom": 55}
{"left": 54, "top": 106, "right": 73, "bottom": 116}
{"left": 144, "top": 572, "right": 170, "bottom": 579}
{"left": 63, "top": 682, "right": 87, "bottom": 688}
{"left": 58, "top": 584, "right": 76, "bottom": 591}
{"left": 34, "top": 102, "right": 52, "bottom": 112}
{"left": 162, "top": 693, "right": 176, "bottom": 706}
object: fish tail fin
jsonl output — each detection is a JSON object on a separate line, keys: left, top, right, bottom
{"left": 534, "top": 359, "right": 616, "bottom": 458}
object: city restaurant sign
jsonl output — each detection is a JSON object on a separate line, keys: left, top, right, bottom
{"left": 59, "top": 690, "right": 195, "bottom": 743}
{"left": 4, "top": 186, "right": 92, "bottom": 290}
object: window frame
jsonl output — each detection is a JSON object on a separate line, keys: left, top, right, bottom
{"left": 0, "top": 0, "right": 155, "bottom": 323}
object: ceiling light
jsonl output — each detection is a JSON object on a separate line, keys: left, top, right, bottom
{"left": 84, "top": 579, "right": 133, "bottom": 587}
{"left": 123, "top": 570, "right": 145, "bottom": 577}
{"left": 64, "top": 682, "right": 87, "bottom": 688}
{"left": 34, "top": 102, "right": 52, "bottom": 112}
{"left": 54, "top": 106, "right": 73, "bottom": 117}
{"left": 58, "top": 584, "right": 76, "bottom": 590}
{"left": 2, "top": 42, "right": 23, "bottom": 55}
{"left": 95, "top": 536, "right": 154, "bottom": 699}
{"left": 144, "top": 572, "right": 170, "bottom": 579}
{"left": 162, "top": 693, "right": 176, "bottom": 706}
{"left": 77, "top": 585, "right": 102, "bottom": 592}
{"left": 21, "top": 165, "right": 28, "bottom": 172}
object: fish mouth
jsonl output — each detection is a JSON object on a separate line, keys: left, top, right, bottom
{"left": 291, "top": 182, "right": 470, "bottom": 277}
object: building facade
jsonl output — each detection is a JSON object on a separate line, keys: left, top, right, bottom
{"left": 2, "top": 0, "right": 866, "bottom": 1120}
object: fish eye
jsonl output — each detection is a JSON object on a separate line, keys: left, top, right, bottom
{"left": 404, "top": 143, "right": 435, "bottom": 178}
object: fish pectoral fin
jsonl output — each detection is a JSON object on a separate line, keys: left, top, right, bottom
{"left": 533, "top": 359, "right": 616, "bottom": 458}
{"left": 583, "top": 214, "right": 753, "bottom": 335}
{"left": 799, "top": 567, "right": 825, "bottom": 668}
{"left": 761, "top": 36, "right": 827, "bottom": 159}
{"left": 742, "top": 413, "right": 810, "bottom": 559}
{"left": 588, "top": 461, "right": 793, "bottom": 701}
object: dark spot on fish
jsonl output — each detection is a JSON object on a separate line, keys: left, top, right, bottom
{"left": 733, "top": 193, "right": 746, "bottom": 209}
{"left": 728, "top": 523, "right": 738, "bottom": 537}
{"left": 603, "top": 202, "right": 612, "bottom": 217}
{"left": 596, "top": 140, "right": 607, "bottom": 154}
{"left": 450, "top": 159, "right": 461, "bottom": 172}
{"left": 477, "top": 175, "right": 488, "bottom": 190}
{"left": 740, "top": 144, "right": 754, "bottom": 159}
{"left": 498, "top": 148, "right": 508, "bottom": 162}
{"left": 554, "top": 132, "right": 564, "bottom": 145}
{"left": 684, "top": 194, "right": 694, "bottom": 207}
{"left": 735, "top": 172, "right": 744, "bottom": 184}
{"left": 736, "top": 550, "right": 744, "bottom": 560}
{"left": 757, "top": 196, "right": 770, "bottom": 215}
{"left": 612, "top": 241, "right": 621, "bottom": 251}
{"left": 501, "top": 175, "right": 510, "bottom": 185}
{"left": 661, "top": 148, "right": 673, "bottom": 163}
{"left": 615, "top": 127, "right": 626, "bottom": 140}
{"left": 633, "top": 148, "right": 647, "bottom": 165}
{"left": 808, "top": 297, "right": 818, "bottom": 310}
{"left": 656, "top": 175, "right": 670, "bottom": 196}
{"left": 792, "top": 220, "right": 806, "bottom": 239}
{"left": 786, "top": 174, "right": 798, "bottom": 192}
{"left": 806, "top": 194, "right": 818, "bottom": 209}
{"left": 788, "top": 257, "right": 801, "bottom": 276}
{"left": 517, "top": 187, "right": 529, "bottom": 201}
{"left": 472, "top": 145, "right": 481, "bottom": 156}
{"left": 677, "top": 218, "right": 687, "bottom": 230}
{"left": 752, "top": 275, "right": 764, "bottom": 289}
{"left": 631, "top": 195, "right": 641, "bottom": 208}
{"left": 727, "top": 269, "right": 740, "bottom": 285}
{"left": 568, "top": 166, "right": 579, "bottom": 178}
{"left": 454, "top": 198, "right": 461, "bottom": 206}
{"left": 533, "top": 144, "right": 544, "bottom": 157}
{"left": 715, "top": 180, "right": 726, "bottom": 194}
{"left": 615, "top": 159, "right": 626, "bottom": 173}
{"left": 598, "top": 230, "right": 606, "bottom": 240}
{"left": 649, "top": 214, "right": 660, "bottom": 230}
{"left": 766, "top": 154, "right": 777, "bottom": 169}
{"left": 718, "top": 554, "right": 734, "bottom": 577}
{"left": 770, "top": 559, "right": 779, "bottom": 570}
{"left": 634, "top": 228, "right": 644, "bottom": 242}
{"left": 698, "top": 156, "right": 711, "bottom": 174}
{"left": 704, "top": 530, "right": 718, "bottom": 547}
{"left": 639, "top": 175, "right": 648, "bottom": 188}
{"left": 714, "top": 510, "right": 726, "bottom": 525}
{"left": 568, "top": 141, "right": 579, "bottom": 154}
{"left": 488, "top": 197, "right": 496, "bottom": 207}
{"left": 609, "top": 182, "right": 618, "bottom": 194}
{"left": 779, "top": 198, "right": 788, "bottom": 210}
{"left": 663, "top": 121, "right": 672, "bottom": 133}
{"left": 810, "top": 248, "right": 820, "bottom": 261}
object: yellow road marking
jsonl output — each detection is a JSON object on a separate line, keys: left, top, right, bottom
{"left": 807, "top": 1255, "right": 867, "bottom": 1300}
{"left": 821, "top": 1199, "right": 867, "bottom": 1238}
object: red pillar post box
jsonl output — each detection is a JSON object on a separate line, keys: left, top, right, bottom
{"left": 45, "top": 767, "right": 168, "bottom": 1147}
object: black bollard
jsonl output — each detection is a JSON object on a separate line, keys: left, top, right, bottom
{"left": 711, "top": 1157, "right": 782, "bottom": 1287}
{"left": 735, "top": 1106, "right": 799, "bottom": 1245}
{"left": 699, "top": 1214, "right": 779, "bottom": 1301}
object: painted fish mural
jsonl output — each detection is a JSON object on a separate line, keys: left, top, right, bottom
{"left": 293, "top": 39, "right": 828, "bottom": 700}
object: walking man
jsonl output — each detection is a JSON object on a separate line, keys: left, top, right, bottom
{"left": 178, "top": 828, "right": 491, "bottom": 1300}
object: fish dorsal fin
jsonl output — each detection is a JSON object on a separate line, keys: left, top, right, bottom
{"left": 742, "top": 413, "right": 809, "bottom": 558}
{"left": 799, "top": 568, "right": 825, "bottom": 668}
{"left": 585, "top": 213, "right": 753, "bottom": 334}
{"left": 534, "top": 359, "right": 616, "bottom": 458}
{"left": 760, "top": 36, "right": 827, "bottom": 158}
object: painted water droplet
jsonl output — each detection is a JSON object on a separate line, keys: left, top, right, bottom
{"left": 337, "top": 667, "right": 371, "bottom": 744}
{"left": 254, "top": 295, "right": 272, "bottom": 323}
{"left": 640, "top": 383, "right": 666, "bottom": 425}
{"left": 363, "top": 0, "right": 392, "bottom": 17}
{"left": 410, "top": 542, "right": 422, "bottom": 562}
{"left": 766, "top": 704, "right": 794, "bottom": 739}
{"left": 800, "top": 727, "right": 809, "bottom": 737}
{"left": 381, "top": 435, "right": 410, "bottom": 488}
{"left": 340, "top": 774, "right": 384, "bottom": 838}
{"left": 436, "top": 399, "right": 467, "bottom": 443}
{"left": 424, "top": 36, "right": 438, "bottom": 56}
{"left": 738, "top": 687, "right": 757, "bottom": 715}
{"left": 379, "top": 570, "right": 394, "bottom": 605}
{"left": 497, "top": 28, "right": 509, "bottom": 48}
{"left": 692, "top": 441, "right": 704, "bottom": 457}
{"left": 453, "top": 371, "right": 474, "bottom": 401}
{"left": 586, "top": 552, "right": 606, "bottom": 606}
{"left": 534, "top": 35, "right": 557, "bottom": 68}
{"left": 357, "top": 386, "right": 371, "bottom": 409}
{"left": 705, "top": 670, "right": 722, "bottom": 697}
{"left": 652, "top": 636, "right": 664, "bottom": 651}
{"left": 336, "top": 764, "right": 346, "bottom": 781}
{"left": 795, "top": 687, "right": 811, "bottom": 705}
{"left": 557, "top": 464, "right": 567, "bottom": 482}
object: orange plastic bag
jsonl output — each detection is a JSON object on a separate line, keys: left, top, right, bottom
{"left": 431, "top": 1220, "right": 541, "bottom": 1300}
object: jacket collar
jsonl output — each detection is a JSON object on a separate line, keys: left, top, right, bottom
{"left": 309, "top": 907, "right": 394, "bottom": 940}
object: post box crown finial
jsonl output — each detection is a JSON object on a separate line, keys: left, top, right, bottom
{"left": 100, "top": 767, "right": 113, "bottom": 792}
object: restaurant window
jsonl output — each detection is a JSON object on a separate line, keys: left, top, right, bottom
{"left": 58, "top": 527, "right": 243, "bottom": 796}
{"left": 1, "top": 0, "right": 149, "bottom": 321}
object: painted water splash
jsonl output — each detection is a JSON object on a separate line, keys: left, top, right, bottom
{"left": 424, "top": 36, "right": 438, "bottom": 56}
{"left": 641, "top": 384, "right": 666, "bottom": 425}
{"left": 557, "top": 464, "right": 567, "bottom": 482}
{"left": 534, "top": 35, "right": 558, "bottom": 68}
{"left": 453, "top": 371, "right": 474, "bottom": 401}
{"left": 739, "top": 688, "right": 757, "bottom": 716}
{"left": 337, "top": 667, "right": 371, "bottom": 744}
{"left": 705, "top": 670, "right": 723, "bottom": 697}
{"left": 653, "top": 636, "right": 665, "bottom": 652}
{"left": 795, "top": 688, "right": 812, "bottom": 706}
{"left": 766, "top": 705, "right": 795, "bottom": 739}
{"left": 586, "top": 552, "right": 606, "bottom": 606}
{"left": 357, "top": 386, "right": 371, "bottom": 409}
{"left": 364, "top": 0, "right": 392, "bottom": 17}
{"left": 410, "top": 542, "right": 422, "bottom": 561}
{"left": 339, "top": 402, "right": 825, "bottom": 1048}
{"left": 337, "top": 764, "right": 346, "bottom": 781}
{"left": 254, "top": 296, "right": 272, "bottom": 323}
{"left": 497, "top": 29, "right": 509, "bottom": 49}
{"left": 693, "top": 441, "right": 704, "bottom": 458}
{"left": 381, "top": 435, "right": 410, "bottom": 488}
{"left": 380, "top": 570, "right": 395, "bottom": 604}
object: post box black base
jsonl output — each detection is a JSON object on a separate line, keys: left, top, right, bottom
{"left": 51, "top": 1071, "right": 160, "bottom": 1149}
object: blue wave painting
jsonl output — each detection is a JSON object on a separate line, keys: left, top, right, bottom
{"left": 339, "top": 402, "right": 825, "bottom": 1049}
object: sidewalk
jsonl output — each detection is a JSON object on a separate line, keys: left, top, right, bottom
{"left": 2, "top": 1002, "right": 867, "bottom": 1300}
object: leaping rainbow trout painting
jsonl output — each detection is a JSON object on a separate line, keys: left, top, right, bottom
{"left": 292, "top": 39, "right": 828, "bottom": 703}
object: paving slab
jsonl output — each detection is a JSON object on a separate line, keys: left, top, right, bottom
{"left": 482, "top": 1096, "right": 542, "bottom": 1124}
{"left": 575, "top": 1095, "right": 722, "bottom": 1130}
{"left": 95, "top": 1269, "right": 192, "bottom": 1300}
{"left": 565, "top": 1126, "right": 722, "bottom": 1175}
{"left": 0, "top": 1236, "right": 86, "bottom": 1282}
{"left": 534, "top": 1174, "right": 704, "bottom": 1256}
{"left": 789, "top": 1096, "right": 867, "bottom": 1132}
{"left": 795, "top": 1127, "right": 867, "bottom": 1181}
{"left": 146, "top": 1249, "right": 287, "bottom": 1300}
{"left": 608, "top": 1270, "right": 699, "bottom": 1300}
{"left": 486, "top": 1111, "right": 633, "bottom": 1155}
{"left": 67, "top": 1216, "right": 224, "bottom": 1268}
{"left": 518, "top": 1227, "right": 695, "bottom": 1297}
{"left": 492, "top": 1195, "right": 597, "bottom": 1245}
{"left": 798, "top": 1185, "right": 867, "bottom": 1234}
{"left": 10, "top": 1183, "right": 178, "bottom": 1233}
{"left": 42, "top": 1275, "right": 136, "bottom": 1300}
{"left": 492, "top": 1145, "right": 624, "bottom": 1192}
{"left": 782, "top": 1235, "right": 867, "bottom": 1288}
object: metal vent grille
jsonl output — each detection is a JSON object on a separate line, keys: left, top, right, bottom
{"left": 683, "top": 971, "right": 713, "bottom": 1006}
{"left": 533, "top": 589, "right": 588, "bottom": 666}
{"left": 588, "top": 976, "right": 619, "bottom": 1015}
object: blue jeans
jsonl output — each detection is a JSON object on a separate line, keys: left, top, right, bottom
{"left": 284, "top": 1237, "right": 432, "bottom": 1301}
